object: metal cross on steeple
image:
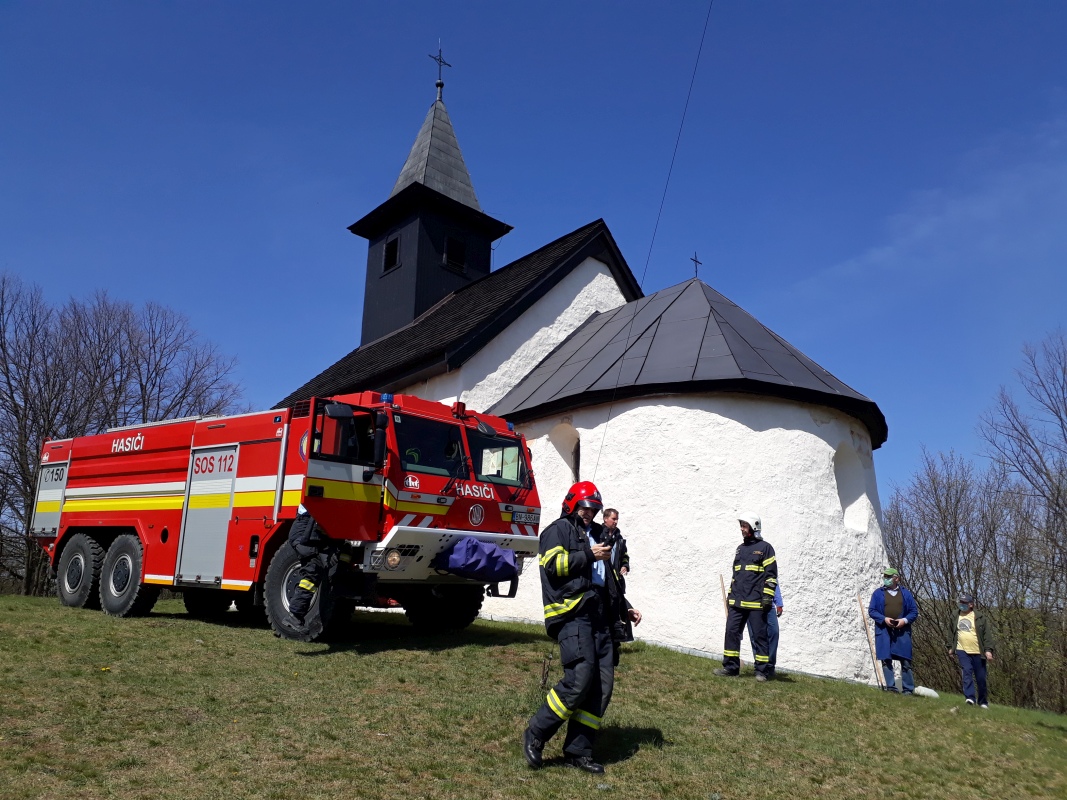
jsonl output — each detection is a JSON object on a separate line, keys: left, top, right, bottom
{"left": 429, "top": 43, "right": 452, "bottom": 100}
{"left": 690, "top": 252, "right": 702, "bottom": 279}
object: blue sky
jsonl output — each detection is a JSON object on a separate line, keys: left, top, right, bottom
{"left": 2, "top": 2, "right": 1065, "bottom": 495}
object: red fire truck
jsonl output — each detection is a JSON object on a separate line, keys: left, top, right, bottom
{"left": 29, "top": 392, "right": 541, "bottom": 641}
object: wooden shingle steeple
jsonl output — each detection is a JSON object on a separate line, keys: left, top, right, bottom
{"left": 350, "top": 78, "right": 511, "bottom": 345}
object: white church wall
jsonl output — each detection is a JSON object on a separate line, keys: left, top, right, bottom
{"left": 400, "top": 257, "right": 626, "bottom": 410}
{"left": 481, "top": 393, "right": 888, "bottom": 684}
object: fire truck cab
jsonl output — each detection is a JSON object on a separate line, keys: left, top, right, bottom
{"left": 30, "top": 392, "right": 541, "bottom": 641}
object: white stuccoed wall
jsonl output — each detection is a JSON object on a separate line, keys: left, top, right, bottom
{"left": 394, "top": 260, "right": 887, "bottom": 683}
{"left": 480, "top": 394, "right": 888, "bottom": 684}
{"left": 402, "top": 256, "right": 627, "bottom": 411}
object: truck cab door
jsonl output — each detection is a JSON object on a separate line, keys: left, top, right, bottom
{"left": 302, "top": 400, "right": 383, "bottom": 541}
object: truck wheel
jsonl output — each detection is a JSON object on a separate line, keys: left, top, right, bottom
{"left": 99, "top": 534, "right": 159, "bottom": 617}
{"left": 265, "top": 542, "right": 334, "bottom": 642}
{"left": 401, "top": 585, "right": 484, "bottom": 631}
{"left": 182, "top": 588, "right": 235, "bottom": 619}
{"left": 56, "top": 533, "right": 104, "bottom": 609}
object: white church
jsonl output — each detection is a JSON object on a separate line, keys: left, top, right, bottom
{"left": 280, "top": 79, "right": 889, "bottom": 683}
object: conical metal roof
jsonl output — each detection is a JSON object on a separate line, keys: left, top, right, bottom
{"left": 489, "top": 278, "right": 888, "bottom": 447}
{"left": 390, "top": 94, "right": 481, "bottom": 211}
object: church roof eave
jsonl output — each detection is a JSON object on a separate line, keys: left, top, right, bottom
{"left": 348, "top": 182, "right": 512, "bottom": 241}
{"left": 494, "top": 380, "right": 888, "bottom": 449}
{"left": 486, "top": 278, "right": 888, "bottom": 448}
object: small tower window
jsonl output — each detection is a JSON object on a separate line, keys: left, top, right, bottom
{"left": 383, "top": 237, "right": 400, "bottom": 272}
{"left": 444, "top": 237, "right": 466, "bottom": 271}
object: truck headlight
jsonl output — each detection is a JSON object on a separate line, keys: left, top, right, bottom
{"left": 384, "top": 548, "right": 402, "bottom": 570}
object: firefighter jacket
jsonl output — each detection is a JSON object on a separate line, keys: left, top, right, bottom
{"left": 727, "top": 536, "right": 778, "bottom": 610}
{"left": 539, "top": 515, "right": 635, "bottom": 640}
{"left": 538, "top": 514, "right": 596, "bottom": 638}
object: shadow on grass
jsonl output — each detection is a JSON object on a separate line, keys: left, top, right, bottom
{"left": 298, "top": 611, "right": 549, "bottom": 656}
{"left": 147, "top": 607, "right": 549, "bottom": 653}
{"left": 594, "top": 725, "right": 669, "bottom": 765}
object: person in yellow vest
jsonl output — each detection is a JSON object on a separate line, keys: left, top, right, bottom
{"left": 945, "top": 593, "right": 996, "bottom": 708}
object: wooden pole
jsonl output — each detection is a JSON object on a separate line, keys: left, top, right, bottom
{"left": 858, "top": 592, "right": 885, "bottom": 688}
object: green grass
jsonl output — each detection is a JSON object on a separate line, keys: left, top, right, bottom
{"left": 1, "top": 596, "right": 1065, "bottom": 800}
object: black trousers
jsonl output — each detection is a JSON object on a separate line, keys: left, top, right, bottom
{"left": 723, "top": 605, "right": 770, "bottom": 676}
{"left": 288, "top": 543, "right": 329, "bottom": 622}
{"left": 528, "top": 595, "right": 615, "bottom": 758}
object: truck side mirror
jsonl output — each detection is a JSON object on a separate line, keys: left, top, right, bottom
{"left": 373, "top": 411, "right": 389, "bottom": 469}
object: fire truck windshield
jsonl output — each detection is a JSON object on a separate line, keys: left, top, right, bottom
{"left": 394, "top": 414, "right": 469, "bottom": 478}
{"left": 466, "top": 428, "right": 530, "bottom": 488}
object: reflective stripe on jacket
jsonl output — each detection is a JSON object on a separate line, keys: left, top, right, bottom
{"left": 538, "top": 515, "right": 595, "bottom": 637}
{"left": 727, "top": 538, "right": 778, "bottom": 607}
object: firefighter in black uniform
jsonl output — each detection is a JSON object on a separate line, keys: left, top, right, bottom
{"left": 523, "top": 481, "right": 642, "bottom": 774}
{"left": 715, "top": 512, "right": 778, "bottom": 681}
{"left": 286, "top": 508, "right": 337, "bottom": 627}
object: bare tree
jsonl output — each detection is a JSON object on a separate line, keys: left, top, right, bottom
{"left": 981, "top": 330, "right": 1067, "bottom": 612}
{"left": 882, "top": 333, "right": 1067, "bottom": 711}
{"left": 0, "top": 273, "right": 245, "bottom": 595}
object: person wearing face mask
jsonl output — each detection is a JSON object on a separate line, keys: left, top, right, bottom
{"left": 523, "top": 481, "right": 642, "bottom": 775}
{"left": 945, "top": 593, "right": 996, "bottom": 708}
{"left": 867, "top": 568, "right": 919, "bottom": 694}
{"left": 714, "top": 512, "right": 778, "bottom": 681}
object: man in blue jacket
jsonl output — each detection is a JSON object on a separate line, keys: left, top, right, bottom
{"left": 868, "top": 567, "right": 918, "bottom": 694}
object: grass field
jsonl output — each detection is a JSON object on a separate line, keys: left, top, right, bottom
{"left": 1, "top": 595, "right": 1065, "bottom": 800}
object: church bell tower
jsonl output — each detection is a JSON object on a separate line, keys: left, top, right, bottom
{"left": 349, "top": 71, "right": 512, "bottom": 345}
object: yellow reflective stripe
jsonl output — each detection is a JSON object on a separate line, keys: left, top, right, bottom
{"left": 62, "top": 495, "right": 185, "bottom": 512}
{"left": 573, "top": 710, "right": 601, "bottom": 730}
{"left": 547, "top": 689, "right": 572, "bottom": 720}
{"left": 232, "top": 491, "right": 276, "bottom": 508}
{"left": 744, "top": 564, "right": 763, "bottom": 572}
{"left": 762, "top": 555, "right": 776, "bottom": 567}
{"left": 556, "top": 551, "right": 570, "bottom": 577}
{"left": 35, "top": 500, "right": 62, "bottom": 514}
{"left": 544, "top": 592, "right": 589, "bottom": 619}
{"left": 763, "top": 587, "right": 776, "bottom": 596}
{"left": 740, "top": 601, "right": 762, "bottom": 609}
{"left": 754, "top": 655, "right": 770, "bottom": 662}
{"left": 298, "top": 579, "right": 316, "bottom": 592}
{"left": 733, "top": 565, "right": 741, "bottom": 571}
{"left": 539, "top": 546, "right": 566, "bottom": 568}
{"left": 723, "top": 649, "right": 741, "bottom": 657}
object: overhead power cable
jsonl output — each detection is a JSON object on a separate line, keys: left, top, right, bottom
{"left": 591, "top": 0, "right": 715, "bottom": 481}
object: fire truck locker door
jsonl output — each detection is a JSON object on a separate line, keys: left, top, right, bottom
{"left": 176, "top": 445, "right": 239, "bottom": 584}
{"left": 31, "top": 461, "right": 71, "bottom": 534}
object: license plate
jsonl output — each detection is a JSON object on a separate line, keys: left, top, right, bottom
{"left": 513, "top": 512, "right": 540, "bottom": 524}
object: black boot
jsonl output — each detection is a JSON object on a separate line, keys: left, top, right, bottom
{"left": 564, "top": 755, "right": 605, "bottom": 774}
{"left": 522, "top": 727, "right": 543, "bottom": 769}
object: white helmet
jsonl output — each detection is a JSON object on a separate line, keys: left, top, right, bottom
{"left": 738, "top": 513, "right": 762, "bottom": 536}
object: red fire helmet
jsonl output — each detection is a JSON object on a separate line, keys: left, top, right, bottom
{"left": 562, "top": 481, "right": 603, "bottom": 516}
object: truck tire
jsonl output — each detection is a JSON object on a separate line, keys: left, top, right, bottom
{"left": 99, "top": 534, "right": 159, "bottom": 617}
{"left": 56, "top": 533, "right": 104, "bottom": 609}
{"left": 264, "top": 542, "right": 342, "bottom": 642}
{"left": 182, "top": 588, "right": 235, "bottom": 619}
{"left": 401, "top": 585, "right": 484, "bottom": 631}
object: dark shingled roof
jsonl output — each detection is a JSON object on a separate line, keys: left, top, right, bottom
{"left": 276, "top": 219, "right": 642, "bottom": 408}
{"left": 488, "top": 278, "right": 888, "bottom": 448}
{"left": 390, "top": 96, "right": 481, "bottom": 211}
